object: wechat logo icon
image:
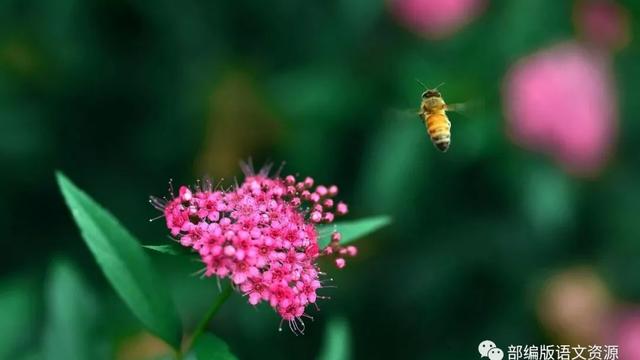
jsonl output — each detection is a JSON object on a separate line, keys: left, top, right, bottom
{"left": 479, "top": 340, "right": 504, "bottom": 360}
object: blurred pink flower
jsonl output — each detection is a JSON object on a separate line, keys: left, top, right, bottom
{"left": 389, "top": 0, "right": 485, "bottom": 39}
{"left": 574, "top": 0, "right": 630, "bottom": 51}
{"left": 503, "top": 42, "right": 617, "bottom": 176}
{"left": 537, "top": 266, "right": 612, "bottom": 344}
{"left": 611, "top": 310, "right": 640, "bottom": 359}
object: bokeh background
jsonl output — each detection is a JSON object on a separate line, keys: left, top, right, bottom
{"left": 1, "top": 0, "right": 640, "bottom": 358}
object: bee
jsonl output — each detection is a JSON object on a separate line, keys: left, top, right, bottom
{"left": 417, "top": 81, "right": 452, "bottom": 152}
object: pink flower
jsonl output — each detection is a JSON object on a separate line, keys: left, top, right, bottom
{"left": 574, "top": 0, "right": 630, "bottom": 51}
{"left": 389, "top": 0, "right": 485, "bottom": 39}
{"left": 151, "top": 163, "right": 357, "bottom": 334}
{"left": 240, "top": 277, "right": 270, "bottom": 305}
{"left": 503, "top": 42, "right": 617, "bottom": 176}
{"left": 611, "top": 310, "right": 640, "bottom": 359}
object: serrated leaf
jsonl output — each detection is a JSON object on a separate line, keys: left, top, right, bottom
{"left": 43, "top": 259, "right": 98, "bottom": 360}
{"left": 56, "top": 172, "right": 183, "bottom": 349}
{"left": 317, "top": 216, "right": 391, "bottom": 248}
{"left": 143, "top": 243, "right": 192, "bottom": 256}
{"left": 192, "top": 333, "right": 237, "bottom": 360}
{"left": 317, "top": 318, "right": 351, "bottom": 360}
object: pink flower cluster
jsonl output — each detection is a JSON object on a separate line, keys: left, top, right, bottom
{"left": 151, "top": 165, "right": 354, "bottom": 333}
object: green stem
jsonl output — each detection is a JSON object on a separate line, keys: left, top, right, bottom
{"left": 184, "top": 282, "right": 233, "bottom": 355}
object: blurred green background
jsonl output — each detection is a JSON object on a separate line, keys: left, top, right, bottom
{"left": 1, "top": 0, "right": 640, "bottom": 359}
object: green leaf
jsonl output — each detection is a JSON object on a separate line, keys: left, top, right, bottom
{"left": 56, "top": 172, "right": 183, "bottom": 349}
{"left": 317, "top": 216, "right": 391, "bottom": 248}
{"left": 143, "top": 243, "right": 192, "bottom": 256}
{"left": 317, "top": 318, "right": 351, "bottom": 360}
{"left": 192, "top": 333, "right": 237, "bottom": 360}
{"left": 43, "top": 259, "right": 97, "bottom": 360}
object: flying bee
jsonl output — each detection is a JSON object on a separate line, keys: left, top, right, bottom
{"left": 417, "top": 81, "right": 454, "bottom": 152}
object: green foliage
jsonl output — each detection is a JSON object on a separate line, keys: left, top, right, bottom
{"left": 144, "top": 243, "right": 193, "bottom": 256}
{"left": 522, "top": 165, "right": 575, "bottom": 234}
{"left": 43, "top": 259, "right": 98, "bottom": 360}
{"left": 317, "top": 216, "right": 392, "bottom": 248}
{"left": 1, "top": 0, "right": 639, "bottom": 358}
{"left": 0, "top": 278, "right": 36, "bottom": 359}
{"left": 56, "top": 172, "right": 183, "bottom": 350}
{"left": 192, "top": 333, "right": 237, "bottom": 360}
{"left": 318, "top": 318, "right": 352, "bottom": 360}
{"left": 355, "top": 116, "right": 430, "bottom": 215}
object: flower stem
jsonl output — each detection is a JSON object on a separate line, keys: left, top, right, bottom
{"left": 185, "top": 282, "right": 233, "bottom": 354}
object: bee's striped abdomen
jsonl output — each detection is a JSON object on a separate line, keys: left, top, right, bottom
{"left": 425, "top": 113, "right": 451, "bottom": 152}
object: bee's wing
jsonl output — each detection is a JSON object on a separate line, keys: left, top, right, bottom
{"left": 445, "top": 100, "right": 484, "bottom": 116}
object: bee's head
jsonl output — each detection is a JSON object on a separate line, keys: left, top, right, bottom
{"left": 422, "top": 90, "right": 441, "bottom": 99}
